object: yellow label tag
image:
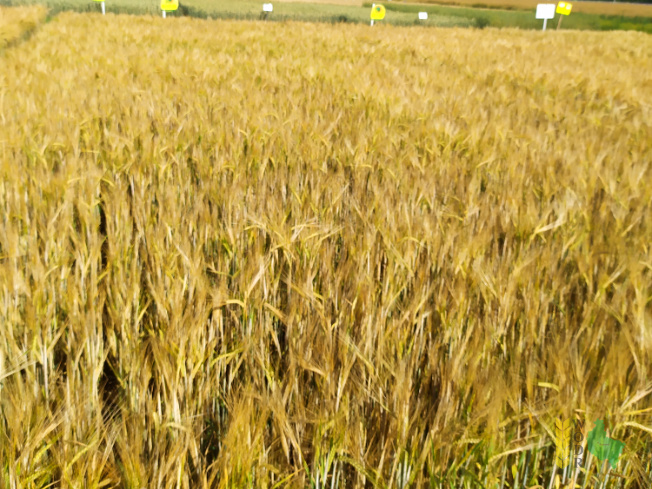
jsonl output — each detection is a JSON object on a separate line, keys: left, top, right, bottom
{"left": 161, "top": 0, "right": 179, "bottom": 11}
{"left": 370, "top": 4, "right": 386, "bottom": 20}
{"left": 556, "top": 1, "right": 572, "bottom": 15}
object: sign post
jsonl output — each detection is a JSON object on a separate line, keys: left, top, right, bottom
{"left": 94, "top": 0, "right": 105, "bottom": 15}
{"left": 555, "top": 1, "right": 572, "bottom": 29}
{"left": 161, "top": 0, "right": 178, "bottom": 18}
{"left": 535, "top": 3, "right": 555, "bottom": 30}
{"left": 262, "top": 3, "right": 273, "bottom": 20}
{"left": 418, "top": 11, "right": 428, "bottom": 20}
{"left": 370, "top": 3, "right": 385, "bottom": 26}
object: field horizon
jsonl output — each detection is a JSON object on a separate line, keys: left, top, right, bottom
{"left": 2, "top": 0, "right": 652, "bottom": 32}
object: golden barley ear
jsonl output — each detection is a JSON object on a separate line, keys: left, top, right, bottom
{"left": 555, "top": 417, "right": 572, "bottom": 468}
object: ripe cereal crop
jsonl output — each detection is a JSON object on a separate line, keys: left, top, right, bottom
{"left": 0, "top": 11, "right": 651, "bottom": 488}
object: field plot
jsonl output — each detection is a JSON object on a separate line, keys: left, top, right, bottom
{"left": 0, "top": 0, "right": 472, "bottom": 26}
{"left": 1, "top": 11, "right": 652, "bottom": 489}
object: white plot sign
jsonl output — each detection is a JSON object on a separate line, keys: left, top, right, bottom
{"left": 536, "top": 3, "right": 555, "bottom": 18}
{"left": 262, "top": 3, "right": 273, "bottom": 11}
{"left": 418, "top": 11, "right": 428, "bottom": 20}
{"left": 535, "top": 3, "right": 555, "bottom": 30}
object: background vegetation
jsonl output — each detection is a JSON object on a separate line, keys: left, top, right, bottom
{"left": 2, "top": 0, "right": 652, "bottom": 31}
{"left": 407, "top": 0, "right": 652, "bottom": 18}
{"left": 372, "top": 2, "right": 652, "bottom": 32}
{"left": 1, "top": 7, "right": 651, "bottom": 489}
{"left": 0, "top": 0, "right": 473, "bottom": 27}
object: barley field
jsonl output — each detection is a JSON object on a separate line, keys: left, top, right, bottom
{"left": 1, "top": 9, "right": 651, "bottom": 489}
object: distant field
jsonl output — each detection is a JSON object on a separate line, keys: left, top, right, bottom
{"left": 374, "top": 0, "right": 652, "bottom": 31}
{"left": 0, "top": 0, "right": 473, "bottom": 26}
{"left": 277, "top": 0, "right": 362, "bottom": 5}
{"left": 186, "top": 0, "right": 468, "bottom": 24}
{"left": 1, "top": 0, "right": 652, "bottom": 30}
{"left": 409, "top": 0, "right": 652, "bottom": 17}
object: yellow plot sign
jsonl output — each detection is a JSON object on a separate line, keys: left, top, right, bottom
{"left": 556, "top": 1, "right": 572, "bottom": 15}
{"left": 161, "top": 0, "right": 179, "bottom": 11}
{"left": 370, "top": 4, "right": 386, "bottom": 20}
